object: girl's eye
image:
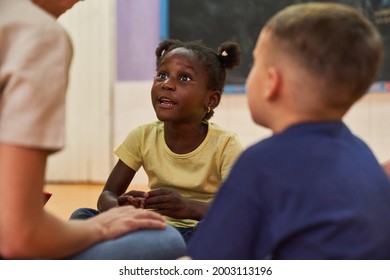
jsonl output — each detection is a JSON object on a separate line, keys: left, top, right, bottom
{"left": 156, "top": 72, "right": 168, "bottom": 80}
{"left": 179, "top": 75, "right": 192, "bottom": 82}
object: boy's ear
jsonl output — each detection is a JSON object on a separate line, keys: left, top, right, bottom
{"left": 207, "top": 90, "right": 222, "bottom": 109}
{"left": 264, "top": 67, "right": 281, "bottom": 100}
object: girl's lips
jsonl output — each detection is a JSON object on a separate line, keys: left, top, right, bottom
{"left": 158, "top": 97, "right": 177, "bottom": 108}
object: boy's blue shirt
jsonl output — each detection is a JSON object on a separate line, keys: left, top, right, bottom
{"left": 188, "top": 121, "right": 390, "bottom": 259}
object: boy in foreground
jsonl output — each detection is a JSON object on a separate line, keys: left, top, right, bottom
{"left": 187, "top": 2, "right": 390, "bottom": 259}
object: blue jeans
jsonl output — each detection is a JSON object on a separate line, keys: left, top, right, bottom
{"left": 68, "top": 208, "right": 186, "bottom": 260}
{"left": 69, "top": 207, "right": 100, "bottom": 219}
{"left": 70, "top": 208, "right": 197, "bottom": 244}
{"left": 175, "top": 225, "right": 200, "bottom": 244}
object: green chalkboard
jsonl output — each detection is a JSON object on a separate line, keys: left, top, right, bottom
{"left": 168, "top": 0, "right": 390, "bottom": 88}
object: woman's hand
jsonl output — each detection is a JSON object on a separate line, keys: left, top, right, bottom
{"left": 90, "top": 205, "right": 166, "bottom": 240}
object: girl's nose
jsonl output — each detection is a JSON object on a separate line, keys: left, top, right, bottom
{"left": 162, "top": 79, "right": 175, "bottom": 90}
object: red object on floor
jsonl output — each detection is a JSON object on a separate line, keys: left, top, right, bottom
{"left": 43, "top": 191, "right": 52, "bottom": 205}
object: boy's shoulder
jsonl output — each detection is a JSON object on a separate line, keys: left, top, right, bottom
{"left": 246, "top": 121, "right": 352, "bottom": 154}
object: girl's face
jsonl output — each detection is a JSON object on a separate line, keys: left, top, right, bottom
{"left": 152, "top": 48, "right": 211, "bottom": 124}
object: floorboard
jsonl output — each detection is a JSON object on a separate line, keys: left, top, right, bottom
{"left": 44, "top": 184, "right": 148, "bottom": 220}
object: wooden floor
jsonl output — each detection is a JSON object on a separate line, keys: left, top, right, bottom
{"left": 44, "top": 184, "right": 148, "bottom": 220}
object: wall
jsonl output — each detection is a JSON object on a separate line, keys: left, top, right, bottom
{"left": 46, "top": 0, "right": 114, "bottom": 182}
{"left": 344, "top": 92, "right": 390, "bottom": 161}
{"left": 167, "top": 0, "right": 390, "bottom": 84}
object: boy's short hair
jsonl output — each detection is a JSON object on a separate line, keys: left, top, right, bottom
{"left": 264, "top": 3, "right": 383, "bottom": 107}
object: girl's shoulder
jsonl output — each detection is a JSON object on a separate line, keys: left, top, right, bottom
{"left": 134, "top": 121, "right": 163, "bottom": 131}
{"left": 126, "top": 121, "right": 163, "bottom": 140}
{"left": 208, "top": 122, "right": 239, "bottom": 138}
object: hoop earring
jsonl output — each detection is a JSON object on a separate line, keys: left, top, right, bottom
{"left": 207, "top": 107, "right": 211, "bottom": 114}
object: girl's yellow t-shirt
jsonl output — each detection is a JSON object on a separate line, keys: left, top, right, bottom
{"left": 114, "top": 121, "right": 242, "bottom": 228}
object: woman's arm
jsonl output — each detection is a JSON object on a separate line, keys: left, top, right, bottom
{"left": 0, "top": 144, "right": 165, "bottom": 259}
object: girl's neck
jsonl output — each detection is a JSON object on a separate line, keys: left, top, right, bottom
{"left": 164, "top": 121, "right": 208, "bottom": 154}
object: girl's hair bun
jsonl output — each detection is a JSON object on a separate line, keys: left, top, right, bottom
{"left": 217, "top": 41, "right": 241, "bottom": 69}
{"left": 155, "top": 39, "right": 181, "bottom": 63}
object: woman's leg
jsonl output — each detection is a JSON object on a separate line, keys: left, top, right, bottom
{"left": 68, "top": 225, "right": 186, "bottom": 260}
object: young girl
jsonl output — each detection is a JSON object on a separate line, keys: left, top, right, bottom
{"left": 70, "top": 39, "right": 242, "bottom": 243}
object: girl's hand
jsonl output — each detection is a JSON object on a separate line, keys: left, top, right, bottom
{"left": 117, "top": 190, "right": 148, "bottom": 208}
{"left": 144, "top": 188, "right": 190, "bottom": 219}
